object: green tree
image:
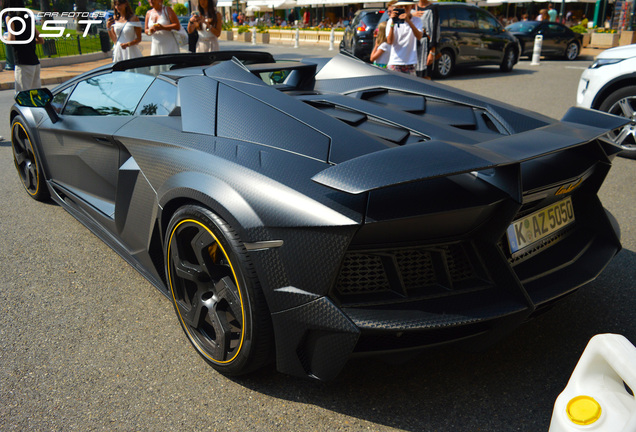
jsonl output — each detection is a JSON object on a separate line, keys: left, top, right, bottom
{"left": 173, "top": 3, "right": 188, "bottom": 15}
{"left": 136, "top": 4, "right": 150, "bottom": 16}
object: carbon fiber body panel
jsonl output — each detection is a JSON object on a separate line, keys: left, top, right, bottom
{"left": 11, "top": 52, "right": 624, "bottom": 380}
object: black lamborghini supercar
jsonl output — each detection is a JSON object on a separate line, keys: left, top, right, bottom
{"left": 10, "top": 51, "right": 626, "bottom": 380}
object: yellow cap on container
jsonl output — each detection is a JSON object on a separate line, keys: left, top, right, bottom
{"left": 566, "top": 396, "right": 602, "bottom": 425}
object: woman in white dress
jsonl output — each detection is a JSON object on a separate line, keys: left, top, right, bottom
{"left": 186, "top": 0, "right": 222, "bottom": 52}
{"left": 106, "top": 0, "right": 142, "bottom": 62}
{"left": 145, "top": 0, "right": 181, "bottom": 55}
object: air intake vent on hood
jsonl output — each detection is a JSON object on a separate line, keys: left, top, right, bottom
{"left": 352, "top": 89, "right": 506, "bottom": 135}
{"left": 305, "top": 100, "right": 428, "bottom": 146}
{"left": 359, "top": 89, "right": 426, "bottom": 114}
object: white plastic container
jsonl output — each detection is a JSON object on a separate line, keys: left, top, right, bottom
{"left": 549, "top": 334, "right": 636, "bottom": 432}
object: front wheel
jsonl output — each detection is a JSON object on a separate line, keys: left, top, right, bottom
{"left": 434, "top": 49, "right": 454, "bottom": 79}
{"left": 165, "top": 205, "right": 273, "bottom": 375}
{"left": 565, "top": 41, "right": 580, "bottom": 60}
{"left": 599, "top": 86, "right": 636, "bottom": 159}
{"left": 11, "top": 116, "right": 49, "bottom": 201}
{"left": 500, "top": 47, "right": 516, "bottom": 72}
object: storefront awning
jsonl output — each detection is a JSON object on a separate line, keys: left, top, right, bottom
{"left": 246, "top": 0, "right": 297, "bottom": 8}
{"left": 217, "top": 0, "right": 246, "bottom": 7}
{"left": 485, "top": 0, "right": 598, "bottom": 3}
{"left": 296, "top": 0, "right": 368, "bottom": 5}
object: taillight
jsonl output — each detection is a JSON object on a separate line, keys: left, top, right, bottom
{"left": 356, "top": 22, "right": 367, "bottom": 32}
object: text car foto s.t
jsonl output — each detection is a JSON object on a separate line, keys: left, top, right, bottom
{"left": 10, "top": 51, "right": 626, "bottom": 380}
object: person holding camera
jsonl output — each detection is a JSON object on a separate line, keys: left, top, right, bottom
{"left": 187, "top": 0, "right": 222, "bottom": 52}
{"left": 107, "top": 0, "right": 142, "bottom": 62}
{"left": 386, "top": 0, "right": 423, "bottom": 76}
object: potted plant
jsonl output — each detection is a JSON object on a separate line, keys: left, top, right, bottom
{"left": 570, "top": 24, "right": 590, "bottom": 47}
{"left": 220, "top": 21, "right": 233, "bottom": 41}
{"left": 591, "top": 28, "right": 619, "bottom": 48}
{"left": 237, "top": 25, "right": 251, "bottom": 42}
{"left": 256, "top": 26, "right": 269, "bottom": 44}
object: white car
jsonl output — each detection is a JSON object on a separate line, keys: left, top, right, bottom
{"left": 577, "top": 44, "right": 636, "bottom": 159}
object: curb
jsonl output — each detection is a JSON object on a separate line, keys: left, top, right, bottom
{"left": 0, "top": 50, "right": 112, "bottom": 90}
{"left": 39, "top": 50, "right": 112, "bottom": 68}
{"left": 1, "top": 50, "right": 111, "bottom": 70}
{"left": 0, "top": 72, "right": 98, "bottom": 91}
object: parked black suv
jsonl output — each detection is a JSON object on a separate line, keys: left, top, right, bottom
{"left": 340, "top": 9, "right": 386, "bottom": 62}
{"left": 375, "top": 3, "right": 520, "bottom": 78}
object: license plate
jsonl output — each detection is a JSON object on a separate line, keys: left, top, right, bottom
{"left": 506, "top": 197, "right": 575, "bottom": 254}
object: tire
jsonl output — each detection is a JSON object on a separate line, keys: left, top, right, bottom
{"left": 10, "top": 115, "right": 49, "bottom": 201}
{"left": 165, "top": 205, "right": 273, "bottom": 375}
{"left": 564, "top": 41, "right": 579, "bottom": 61}
{"left": 500, "top": 46, "right": 516, "bottom": 72}
{"left": 599, "top": 85, "right": 636, "bottom": 159}
{"left": 434, "top": 49, "right": 454, "bottom": 79}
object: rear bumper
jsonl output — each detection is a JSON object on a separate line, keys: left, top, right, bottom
{"left": 270, "top": 207, "right": 619, "bottom": 380}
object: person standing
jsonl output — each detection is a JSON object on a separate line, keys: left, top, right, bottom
{"left": 370, "top": 22, "right": 391, "bottom": 68}
{"left": 4, "top": 0, "right": 43, "bottom": 93}
{"left": 547, "top": 3, "right": 557, "bottom": 22}
{"left": 187, "top": 0, "right": 222, "bottom": 52}
{"left": 145, "top": 0, "right": 181, "bottom": 55}
{"left": 413, "top": 0, "right": 440, "bottom": 79}
{"left": 386, "top": 0, "right": 423, "bottom": 76}
{"left": 107, "top": 0, "right": 142, "bottom": 62}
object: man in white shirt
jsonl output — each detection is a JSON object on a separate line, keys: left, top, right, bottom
{"left": 386, "top": 0, "right": 423, "bottom": 76}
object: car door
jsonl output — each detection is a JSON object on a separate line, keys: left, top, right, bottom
{"left": 449, "top": 6, "right": 481, "bottom": 64}
{"left": 344, "top": 11, "right": 363, "bottom": 52}
{"left": 475, "top": 9, "right": 507, "bottom": 62}
{"left": 36, "top": 71, "right": 155, "bottom": 218}
{"left": 536, "top": 23, "right": 560, "bottom": 55}
{"left": 542, "top": 23, "right": 569, "bottom": 55}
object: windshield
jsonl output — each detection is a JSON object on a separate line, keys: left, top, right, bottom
{"left": 506, "top": 21, "right": 539, "bottom": 32}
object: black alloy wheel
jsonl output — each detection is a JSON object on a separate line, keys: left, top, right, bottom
{"left": 565, "top": 41, "right": 579, "bottom": 60}
{"left": 165, "top": 205, "right": 273, "bottom": 375}
{"left": 434, "top": 49, "right": 454, "bottom": 79}
{"left": 599, "top": 85, "right": 636, "bottom": 159}
{"left": 11, "top": 116, "right": 49, "bottom": 201}
{"left": 500, "top": 47, "right": 516, "bottom": 72}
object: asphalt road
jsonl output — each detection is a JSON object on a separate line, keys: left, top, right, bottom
{"left": 0, "top": 50, "right": 635, "bottom": 432}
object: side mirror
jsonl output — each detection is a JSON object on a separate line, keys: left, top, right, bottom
{"left": 15, "top": 88, "right": 59, "bottom": 123}
{"left": 15, "top": 88, "right": 53, "bottom": 107}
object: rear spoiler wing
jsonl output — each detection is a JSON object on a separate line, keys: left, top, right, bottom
{"left": 312, "top": 107, "right": 627, "bottom": 196}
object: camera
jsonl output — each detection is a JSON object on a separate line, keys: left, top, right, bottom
{"left": 393, "top": 8, "right": 405, "bottom": 24}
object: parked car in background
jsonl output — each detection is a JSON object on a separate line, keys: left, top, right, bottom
{"left": 375, "top": 3, "right": 519, "bottom": 79}
{"left": 340, "top": 8, "right": 385, "bottom": 62}
{"left": 577, "top": 43, "right": 636, "bottom": 159}
{"left": 506, "top": 21, "right": 582, "bottom": 60}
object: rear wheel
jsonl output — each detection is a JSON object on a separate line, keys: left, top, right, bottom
{"left": 500, "top": 46, "right": 516, "bottom": 72}
{"left": 565, "top": 41, "right": 579, "bottom": 60}
{"left": 434, "top": 49, "right": 454, "bottom": 79}
{"left": 165, "top": 205, "right": 273, "bottom": 375}
{"left": 10, "top": 116, "right": 49, "bottom": 201}
{"left": 599, "top": 86, "right": 636, "bottom": 159}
